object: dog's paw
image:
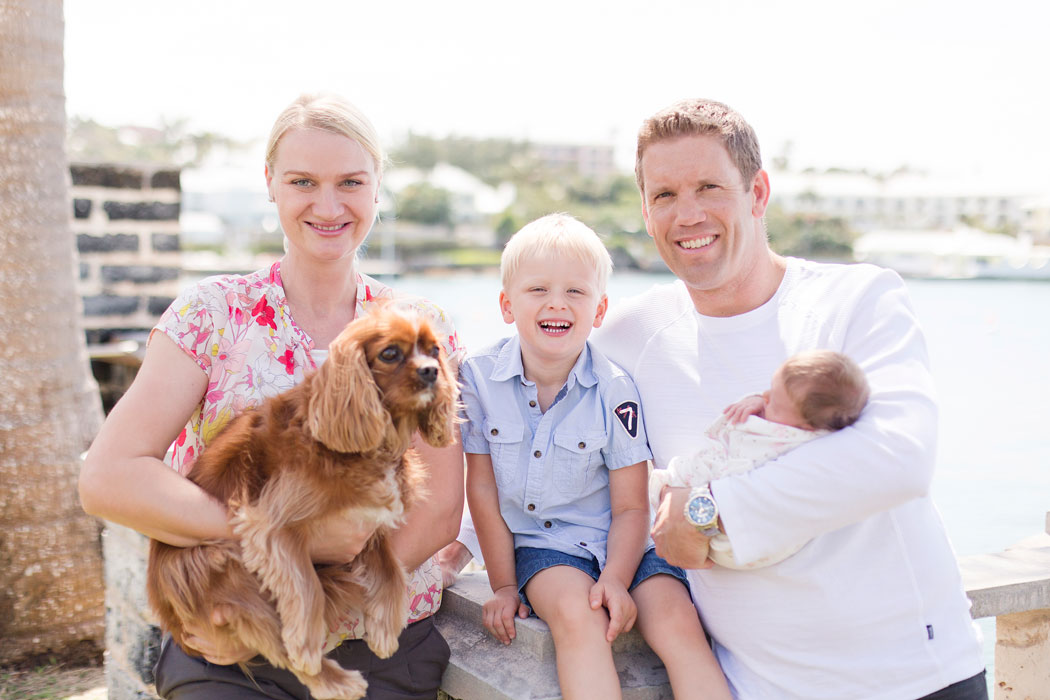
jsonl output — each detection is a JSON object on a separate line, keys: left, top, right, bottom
{"left": 285, "top": 638, "right": 324, "bottom": 677}
{"left": 298, "top": 659, "right": 368, "bottom": 700}
{"left": 365, "top": 625, "right": 401, "bottom": 660}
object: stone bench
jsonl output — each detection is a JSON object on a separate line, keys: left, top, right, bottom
{"left": 434, "top": 572, "right": 672, "bottom": 700}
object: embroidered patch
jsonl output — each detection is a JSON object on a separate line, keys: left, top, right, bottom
{"left": 614, "top": 401, "right": 639, "bottom": 438}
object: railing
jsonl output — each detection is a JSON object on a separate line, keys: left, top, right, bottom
{"left": 958, "top": 512, "right": 1050, "bottom": 700}
{"left": 435, "top": 513, "right": 1050, "bottom": 700}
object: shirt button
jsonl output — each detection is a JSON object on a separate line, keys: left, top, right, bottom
{"left": 578, "top": 441, "right": 586, "bottom": 449}
{"left": 533, "top": 450, "right": 542, "bottom": 458}
{"left": 527, "top": 504, "right": 535, "bottom": 511}
{"left": 529, "top": 400, "right": 537, "bottom": 408}
{"left": 544, "top": 521, "right": 552, "bottom": 528}
{"left": 490, "top": 428, "right": 499, "bottom": 436}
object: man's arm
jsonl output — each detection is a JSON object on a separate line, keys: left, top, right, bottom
{"left": 715, "top": 269, "right": 939, "bottom": 565}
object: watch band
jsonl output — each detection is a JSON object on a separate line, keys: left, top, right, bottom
{"left": 684, "top": 486, "right": 721, "bottom": 537}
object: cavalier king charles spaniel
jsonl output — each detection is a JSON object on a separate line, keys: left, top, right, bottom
{"left": 147, "top": 307, "right": 458, "bottom": 699}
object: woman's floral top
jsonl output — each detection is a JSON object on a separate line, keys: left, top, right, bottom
{"left": 152, "top": 261, "right": 464, "bottom": 648}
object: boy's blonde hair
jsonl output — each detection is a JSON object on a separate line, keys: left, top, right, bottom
{"left": 500, "top": 213, "right": 613, "bottom": 293}
{"left": 266, "top": 93, "right": 386, "bottom": 177}
{"left": 781, "top": 350, "right": 870, "bottom": 431}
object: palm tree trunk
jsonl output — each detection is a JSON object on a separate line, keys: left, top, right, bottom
{"left": 0, "top": 0, "right": 106, "bottom": 665}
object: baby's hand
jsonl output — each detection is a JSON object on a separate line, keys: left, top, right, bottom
{"left": 589, "top": 575, "right": 637, "bottom": 643}
{"left": 483, "top": 585, "right": 528, "bottom": 645}
{"left": 723, "top": 394, "right": 765, "bottom": 424}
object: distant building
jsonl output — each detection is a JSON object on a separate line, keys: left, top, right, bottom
{"left": 771, "top": 170, "right": 1034, "bottom": 233}
{"left": 530, "top": 142, "right": 618, "bottom": 180}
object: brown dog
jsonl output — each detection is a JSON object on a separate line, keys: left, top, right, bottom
{"left": 147, "top": 308, "right": 458, "bottom": 699}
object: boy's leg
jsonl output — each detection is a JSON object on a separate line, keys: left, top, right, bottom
{"left": 632, "top": 574, "right": 732, "bottom": 700}
{"left": 524, "top": 565, "right": 623, "bottom": 700}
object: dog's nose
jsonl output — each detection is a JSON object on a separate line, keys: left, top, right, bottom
{"left": 418, "top": 365, "right": 438, "bottom": 385}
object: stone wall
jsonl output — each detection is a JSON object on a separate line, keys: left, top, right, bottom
{"left": 71, "top": 163, "right": 181, "bottom": 411}
{"left": 71, "top": 163, "right": 181, "bottom": 345}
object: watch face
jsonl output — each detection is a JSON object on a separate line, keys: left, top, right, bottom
{"left": 687, "top": 494, "right": 718, "bottom": 527}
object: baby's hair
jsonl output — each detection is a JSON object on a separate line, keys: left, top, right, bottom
{"left": 500, "top": 213, "right": 613, "bottom": 294}
{"left": 781, "top": 350, "right": 870, "bottom": 431}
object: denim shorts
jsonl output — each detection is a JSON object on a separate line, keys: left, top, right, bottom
{"left": 514, "top": 546, "right": 688, "bottom": 613}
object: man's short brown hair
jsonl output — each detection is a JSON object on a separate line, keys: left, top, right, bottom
{"left": 635, "top": 98, "right": 763, "bottom": 194}
{"left": 781, "top": 350, "right": 870, "bottom": 431}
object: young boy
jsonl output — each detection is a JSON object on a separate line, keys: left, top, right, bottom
{"left": 461, "top": 214, "right": 731, "bottom": 700}
{"left": 650, "top": 349, "right": 870, "bottom": 569}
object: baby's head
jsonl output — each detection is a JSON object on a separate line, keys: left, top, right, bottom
{"left": 499, "top": 214, "right": 612, "bottom": 357}
{"left": 767, "top": 350, "right": 870, "bottom": 431}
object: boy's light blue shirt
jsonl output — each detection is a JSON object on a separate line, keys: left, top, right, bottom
{"left": 460, "top": 335, "right": 653, "bottom": 568}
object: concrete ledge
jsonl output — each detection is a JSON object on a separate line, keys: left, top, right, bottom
{"left": 435, "top": 572, "right": 672, "bottom": 700}
{"left": 961, "top": 536, "right": 1050, "bottom": 619}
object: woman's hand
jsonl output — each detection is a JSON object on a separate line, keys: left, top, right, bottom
{"left": 309, "top": 514, "right": 377, "bottom": 565}
{"left": 482, "top": 585, "right": 528, "bottom": 645}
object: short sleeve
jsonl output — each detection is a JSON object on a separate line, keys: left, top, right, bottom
{"left": 602, "top": 376, "right": 652, "bottom": 469}
{"left": 150, "top": 281, "right": 219, "bottom": 376}
{"left": 457, "top": 358, "right": 490, "bottom": 454}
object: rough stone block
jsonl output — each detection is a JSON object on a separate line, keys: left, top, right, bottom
{"left": 103, "top": 201, "right": 181, "bottom": 221}
{"left": 83, "top": 295, "right": 141, "bottom": 316}
{"left": 101, "top": 265, "right": 180, "bottom": 284}
{"left": 77, "top": 233, "right": 140, "bottom": 253}
{"left": 151, "top": 233, "right": 180, "bottom": 252}
{"left": 148, "top": 296, "right": 176, "bottom": 316}
{"left": 71, "top": 164, "right": 144, "bottom": 189}
{"left": 74, "top": 198, "right": 92, "bottom": 219}
{"left": 150, "top": 170, "right": 181, "bottom": 191}
{"left": 435, "top": 572, "right": 672, "bottom": 699}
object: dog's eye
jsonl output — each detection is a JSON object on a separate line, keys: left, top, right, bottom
{"left": 379, "top": 346, "right": 403, "bottom": 363}
{"left": 427, "top": 345, "right": 440, "bottom": 359}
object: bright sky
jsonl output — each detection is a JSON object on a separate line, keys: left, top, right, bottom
{"left": 64, "top": 0, "right": 1050, "bottom": 190}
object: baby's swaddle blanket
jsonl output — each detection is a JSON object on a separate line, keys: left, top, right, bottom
{"left": 649, "top": 414, "right": 825, "bottom": 569}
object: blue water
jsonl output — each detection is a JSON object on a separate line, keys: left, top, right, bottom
{"left": 393, "top": 270, "right": 1050, "bottom": 686}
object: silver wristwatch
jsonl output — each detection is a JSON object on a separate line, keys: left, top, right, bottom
{"left": 683, "top": 485, "right": 721, "bottom": 537}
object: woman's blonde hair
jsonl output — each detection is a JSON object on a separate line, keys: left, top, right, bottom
{"left": 265, "top": 93, "right": 385, "bottom": 176}
{"left": 500, "top": 213, "right": 613, "bottom": 294}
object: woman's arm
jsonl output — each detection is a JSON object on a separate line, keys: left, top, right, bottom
{"left": 387, "top": 428, "right": 465, "bottom": 572}
{"left": 78, "top": 332, "right": 232, "bottom": 546}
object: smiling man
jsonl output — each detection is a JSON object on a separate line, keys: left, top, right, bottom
{"left": 591, "top": 99, "right": 988, "bottom": 700}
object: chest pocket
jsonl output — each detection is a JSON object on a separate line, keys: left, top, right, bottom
{"left": 483, "top": 418, "right": 524, "bottom": 490}
{"left": 552, "top": 429, "right": 608, "bottom": 495}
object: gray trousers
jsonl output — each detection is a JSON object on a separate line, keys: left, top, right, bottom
{"left": 154, "top": 617, "right": 450, "bottom": 700}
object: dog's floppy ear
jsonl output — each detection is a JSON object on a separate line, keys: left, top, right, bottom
{"left": 419, "top": 351, "right": 458, "bottom": 448}
{"left": 307, "top": 328, "right": 392, "bottom": 453}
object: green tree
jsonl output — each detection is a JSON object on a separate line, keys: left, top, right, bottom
{"left": 765, "top": 204, "right": 856, "bottom": 260}
{"left": 396, "top": 182, "right": 453, "bottom": 226}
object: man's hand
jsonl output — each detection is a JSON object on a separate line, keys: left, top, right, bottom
{"left": 308, "top": 514, "right": 377, "bottom": 565}
{"left": 182, "top": 604, "right": 256, "bottom": 666}
{"left": 435, "top": 540, "right": 474, "bottom": 588}
{"left": 651, "top": 486, "right": 715, "bottom": 570}
{"left": 723, "top": 394, "right": 765, "bottom": 424}
{"left": 589, "top": 576, "right": 637, "bottom": 643}
{"left": 482, "top": 585, "right": 528, "bottom": 645}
